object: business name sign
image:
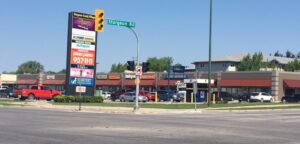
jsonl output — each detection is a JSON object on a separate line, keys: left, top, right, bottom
{"left": 66, "top": 12, "right": 97, "bottom": 96}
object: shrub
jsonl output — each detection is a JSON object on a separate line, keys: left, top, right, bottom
{"left": 53, "top": 96, "right": 64, "bottom": 103}
{"left": 53, "top": 95, "right": 103, "bottom": 103}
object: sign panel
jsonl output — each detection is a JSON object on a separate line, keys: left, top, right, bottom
{"left": 108, "top": 74, "right": 121, "bottom": 80}
{"left": 76, "top": 86, "right": 86, "bottom": 93}
{"left": 107, "top": 19, "right": 135, "bottom": 28}
{"left": 70, "top": 68, "right": 94, "bottom": 78}
{"left": 66, "top": 12, "right": 97, "bottom": 96}
{"left": 71, "top": 49, "right": 95, "bottom": 65}
{"left": 69, "top": 77, "right": 94, "bottom": 86}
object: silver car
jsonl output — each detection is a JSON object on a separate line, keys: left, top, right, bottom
{"left": 119, "top": 92, "right": 148, "bottom": 102}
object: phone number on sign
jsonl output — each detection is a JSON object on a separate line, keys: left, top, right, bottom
{"left": 72, "top": 56, "right": 94, "bottom": 65}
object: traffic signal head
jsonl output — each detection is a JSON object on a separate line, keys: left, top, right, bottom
{"left": 95, "top": 9, "right": 104, "bottom": 32}
{"left": 142, "top": 62, "right": 150, "bottom": 72}
{"left": 127, "top": 61, "right": 135, "bottom": 71}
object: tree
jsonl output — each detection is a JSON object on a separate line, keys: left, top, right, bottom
{"left": 284, "top": 59, "right": 300, "bottom": 72}
{"left": 16, "top": 61, "right": 44, "bottom": 74}
{"left": 274, "top": 51, "right": 283, "bottom": 57}
{"left": 57, "top": 69, "right": 66, "bottom": 74}
{"left": 297, "top": 52, "right": 300, "bottom": 59}
{"left": 238, "top": 53, "right": 263, "bottom": 71}
{"left": 285, "top": 50, "right": 295, "bottom": 58}
{"left": 146, "top": 57, "right": 173, "bottom": 72}
{"left": 110, "top": 63, "right": 127, "bottom": 73}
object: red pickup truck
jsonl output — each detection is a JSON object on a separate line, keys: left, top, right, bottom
{"left": 15, "top": 85, "right": 62, "bottom": 100}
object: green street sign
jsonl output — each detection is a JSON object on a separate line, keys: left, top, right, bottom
{"left": 107, "top": 19, "right": 135, "bottom": 28}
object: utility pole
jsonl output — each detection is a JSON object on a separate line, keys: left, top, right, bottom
{"left": 208, "top": 0, "right": 213, "bottom": 107}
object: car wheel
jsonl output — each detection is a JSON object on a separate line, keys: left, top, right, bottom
{"left": 121, "top": 98, "right": 125, "bottom": 102}
{"left": 282, "top": 99, "right": 287, "bottom": 104}
{"left": 28, "top": 94, "right": 35, "bottom": 100}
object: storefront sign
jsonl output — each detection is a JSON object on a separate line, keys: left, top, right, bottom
{"left": 108, "top": 74, "right": 121, "bottom": 80}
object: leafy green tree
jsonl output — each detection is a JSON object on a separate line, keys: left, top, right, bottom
{"left": 274, "top": 51, "right": 283, "bottom": 57}
{"left": 110, "top": 63, "right": 127, "bottom": 73}
{"left": 57, "top": 69, "right": 66, "bottom": 74}
{"left": 284, "top": 59, "right": 300, "bottom": 72}
{"left": 238, "top": 53, "right": 263, "bottom": 71}
{"left": 146, "top": 57, "right": 173, "bottom": 72}
{"left": 285, "top": 50, "right": 295, "bottom": 58}
{"left": 297, "top": 52, "right": 300, "bottom": 59}
{"left": 16, "top": 61, "right": 44, "bottom": 74}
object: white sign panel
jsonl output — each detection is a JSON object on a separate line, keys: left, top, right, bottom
{"left": 76, "top": 86, "right": 86, "bottom": 93}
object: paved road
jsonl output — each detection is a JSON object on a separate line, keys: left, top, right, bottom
{"left": 0, "top": 107, "right": 299, "bottom": 144}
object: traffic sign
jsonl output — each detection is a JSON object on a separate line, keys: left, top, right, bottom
{"left": 107, "top": 19, "right": 135, "bottom": 28}
{"left": 135, "top": 66, "right": 142, "bottom": 76}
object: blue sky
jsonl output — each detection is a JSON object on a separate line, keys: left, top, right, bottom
{"left": 0, "top": 0, "right": 299, "bottom": 73}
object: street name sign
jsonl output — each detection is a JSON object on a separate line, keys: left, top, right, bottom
{"left": 107, "top": 19, "right": 135, "bottom": 28}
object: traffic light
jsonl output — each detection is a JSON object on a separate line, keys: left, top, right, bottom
{"left": 95, "top": 9, "right": 104, "bottom": 32}
{"left": 142, "top": 62, "right": 150, "bottom": 72}
{"left": 127, "top": 61, "right": 135, "bottom": 71}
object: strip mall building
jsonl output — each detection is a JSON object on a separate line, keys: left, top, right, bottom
{"left": 1, "top": 71, "right": 300, "bottom": 102}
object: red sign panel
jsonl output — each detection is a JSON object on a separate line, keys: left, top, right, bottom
{"left": 71, "top": 49, "right": 95, "bottom": 66}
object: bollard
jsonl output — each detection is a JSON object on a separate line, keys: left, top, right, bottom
{"left": 184, "top": 93, "right": 186, "bottom": 104}
{"left": 155, "top": 92, "right": 158, "bottom": 103}
{"left": 213, "top": 93, "right": 216, "bottom": 104}
{"left": 191, "top": 93, "right": 194, "bottom": 104}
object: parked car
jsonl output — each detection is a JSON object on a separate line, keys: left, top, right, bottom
{"left": 238, "top": 93, "right": 251, "bottom": 102}
{"left": 157, "top": 90, "right": 175, "bottom": 101}
{"left": 119, "top": 92, "right": 148, "bottom": 102}
{"left": 110, "top": 89, "right": 133, "bottom": 101}
{"left": 14, "top": 85, "right": 61, "bottom": 100}
{"left": 102, "top": 91, "right": 111, "bottom": 99}
{"left": 0, "top": 89, "right": 9, "bottom": 98}
{"left": 281, "top": 94, "right": 300, "bottom": 103}
{"left": 139, "top": 90, "right": 155, "bottom": 101}
{"left": 172, "top": 92, "right": 184, "bottom": 102}
{"left": 250, "top": 92, "right": 273, "bottom": 102}
{"left": 212, "top": 91, "right": 235, "bottom": 102}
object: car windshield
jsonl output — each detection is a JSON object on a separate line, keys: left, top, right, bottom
{"left": 251, "top": 92, "right": 259, "bottom": 96}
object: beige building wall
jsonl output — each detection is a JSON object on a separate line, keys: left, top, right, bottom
{"left": 0, "top": 74, "right": 17, "bottom": 84}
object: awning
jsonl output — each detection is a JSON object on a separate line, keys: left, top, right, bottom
{"left": 96, "top": 80, "right": 121, "bottom": 86}
{"left": 43, "top": 80, "right": 65, "bottom": 85}
{"left": 16, "top": 79, "right": 38, "bottom": 85}
{"left": 284, "top": 80, "right": 300, "bottom": 88}
{"left": 219, "top": 79, "right": 272, "bottom": 87}
{"left": 157, "top": 80, "right": 178, "bottom": 86}
{"left": 123, "top": 80, "right": 155, "bottom": 86}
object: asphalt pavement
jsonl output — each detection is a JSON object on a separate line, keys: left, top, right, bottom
{"left": 0, "top": 107, "right": 300, "bottom": 144}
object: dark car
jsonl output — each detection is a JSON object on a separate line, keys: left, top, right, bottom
{"left": 238, "top": 93, "right": 251, "bottom": 102}
{"left": 212, "top": 91, "right": 235, "bottom": 102}
{"left": 281, "top": 94, "right": 300, "bottom": 103}
{"left": 157, "top": 90, "right": 175, "bottom": 101}
{"left": 0, "top": 88, "right": 14, "bottom": 98}
{"left": 110, "top": 89, "right": 133, "bottom": 101}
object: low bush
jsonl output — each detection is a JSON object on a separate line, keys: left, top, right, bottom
{"left": 53, "top": 95, "right": 103, "bottom": 103}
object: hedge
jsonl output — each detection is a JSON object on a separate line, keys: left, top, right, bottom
{"left": 53, "top": 95, "right": 103, "bottom": 103}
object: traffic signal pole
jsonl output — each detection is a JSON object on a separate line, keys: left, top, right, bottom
{"left": 128, "top": 27, "right": 140, "bottom": 112}
{"left": 208, "top": 0, "right": 213, "bottom": 107}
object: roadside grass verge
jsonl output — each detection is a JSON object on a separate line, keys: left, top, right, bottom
{"left": 51, "top": 101, "right": 300, "bottom": 110}
{"left": 0, "top": 99, "right": 31, "bottom": 107}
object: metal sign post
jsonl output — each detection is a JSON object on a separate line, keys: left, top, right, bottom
{"left": 193, "top": 81, "right": 198, "bottom": 111}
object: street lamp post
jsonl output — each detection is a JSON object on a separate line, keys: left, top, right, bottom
{"left": 128, "top": 27, "right": 140, "bottom": 112}
{"left": 208, "top": 0, "right": 213, "bottom": 107}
